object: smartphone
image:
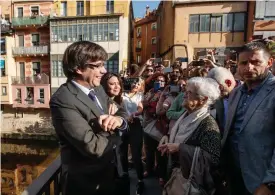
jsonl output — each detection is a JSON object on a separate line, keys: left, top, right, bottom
{"left": 163, "top": 67, "right": 173, "bottom": 73}
{"left": 154, "top": 58, "right": 162, "bottom": 64}
{"left": 192, "top": 60, "right": 205, "bottom": 66}
{"left": 169, "top": 85, "right": 181, "bottom": 93}
{"left": 154, "top": 82, "right": 161, "bottom": 92}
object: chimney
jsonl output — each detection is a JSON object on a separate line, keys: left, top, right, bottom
{"left": 145, "top": 5, "right": 150, "bottom": 16}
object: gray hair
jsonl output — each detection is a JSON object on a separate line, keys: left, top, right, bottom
{"left": 187, "top": 77, "right": 220, "bottom": 106}
{"left": 207, "top": 67, "right": 235, "bottom": 86}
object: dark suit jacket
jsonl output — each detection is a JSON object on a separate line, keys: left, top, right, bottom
{"left": 214, "top": 98, "right": 225, "bottom": 137}
{"left": 50, "top": 81, "right": 128, "bottom": 195}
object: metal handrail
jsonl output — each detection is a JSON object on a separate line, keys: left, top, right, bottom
{"left": 12, "top": 45, "right": 49, "bottom": 56}
{"left": 12, "top": 16, "right": 49, "bottom": 26}
{"left": 11, "top": 74, "right": 50, "bottom": 84}
{"left": 21, "top": 155, "right": 61, "bottom": 195}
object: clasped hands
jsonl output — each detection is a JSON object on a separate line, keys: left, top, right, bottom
{"left": 98, "top": 103, "right": 123, "bottom": 132}
{"left": 157, "top": 135, "right": 180, "bottom": 156}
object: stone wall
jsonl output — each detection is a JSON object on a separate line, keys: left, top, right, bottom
{"left": 1, "top": 107, "right": 55, "bottom": 136}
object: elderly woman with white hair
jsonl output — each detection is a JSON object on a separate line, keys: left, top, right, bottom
{"left": 158, "top": 77, "right": 221, "bottom": 194}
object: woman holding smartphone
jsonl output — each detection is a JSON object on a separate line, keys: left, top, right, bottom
{"left": 121, "top": 78, "right": 145, "bottom": 195}
{"left": 142, "top": 73, "right": 168, "bottom": 186}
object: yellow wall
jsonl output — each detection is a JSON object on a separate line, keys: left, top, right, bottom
{"left": 53, "top": 0, "right": 129, "bottom": 17}
{"left": 1, "top": 36, "right": 16, "bottom": 104}
{"left": 174, "top": 2, "right": 247, "bottom": 49}
{"left": 157, "top": 1, "right": 247, "bottom": 61}
{"left": 157, "top": 1, "right": 175, "bottom": 60}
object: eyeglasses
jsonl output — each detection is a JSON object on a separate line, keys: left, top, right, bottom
{"left": 85, "top": 62, "right": 105, "bottom": 69}
{"left": 156, "top": 80, "right": 165, "bottom": 83}
{"left": 146, "top": 69, "right": 154, "bottom": 72}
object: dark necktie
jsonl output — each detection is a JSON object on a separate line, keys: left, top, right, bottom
{"left": 88, "top": 90, "right": 104, "bottom": 114}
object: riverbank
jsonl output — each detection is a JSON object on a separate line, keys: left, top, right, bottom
{"left": 1, "top": 138, "right": 59, "bottom": 195}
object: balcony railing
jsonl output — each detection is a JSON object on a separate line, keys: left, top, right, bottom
{"left": 1, "top": 24, "right": 12, "bottom": 34}
{"left": 136, "top": 47, "right": 142, "bottom": 52}
{"left": 12, "top": 16, "right": 49, "bottom": 27}
{"left": 22, "top": 156, "right": 61, "bottom": 195}
{"left": 12, "top": 74, "right": 50, "bottom": 85}
{"left": 12, "top": 45, "right": 49, "bottom": 56}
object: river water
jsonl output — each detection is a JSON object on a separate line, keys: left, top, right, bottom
{"left": 1, "top": 139, "right": 59, "bottom": 195}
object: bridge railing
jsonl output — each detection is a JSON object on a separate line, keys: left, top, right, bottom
{"left": 22, "top": 155, "right": 61, "bottom": 195}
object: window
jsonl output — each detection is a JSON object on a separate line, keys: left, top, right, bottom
{"left": 18, "top": 35, "right": 24, "bottom": 47}
{"left": 189, "top": 15, "right": 199, "bottom": 33}
{"left": 106, "top": 53, "right": 119, "bottom": 73}
{"left": 39, "top": 88, "right": 45, "bottom": 103}
{"left": 211, "top": 15, "right": 222, "bottom": 32}
{"left": 32, "top": 62, "right": 41, "bottom": 75}
{"left": 16, "top": 89, "right": 22, "bottom": 103}
{"left": 151, "top": 37, "right": 157, "bottom": 45}
{"left": 60, "top": 2, "right": 67, "bottom": 16}
{"left": 58, "top": 61, "right": 64, "bottom": 77}
{"left": 137, "top": 40, "right": 141, "bottom": 48}
{"left": 26, "top": 87, "right": 34, "bottom": 104}
{"left": 62, "top": 26, "right": 67, "bottom": 41}
{"left": 0, "top": 58, "right": 5, "bottom": 76}
{"left": 32, "top": 34, "right": 40, "bottom": 46}
{"left": 19, "top": 62, "right": 25, "bottom": 78}
{"left": 50, "top": 17, "right": 119, "bottom": 43}
{"left": 17, "top": 7, "right": 23, "bottom": 17}
{"left": 137, "top": 27, "right": 141, "bottom": 37}
{"left": 1, "top": 38, "right": 6, "bottom": 55}
{"left": 151, "top": 23, "right": 157, "bottom": 30}
{"left": 106, "top": 0, "right": 114, "bottom": 13}
{"left": 77, "top": 1, "right": 84, "bottom": 16}
{"left": 189, "top": 13, "right": 245, "bottom": 33}
{"left": 222, "top": 13, "right": 233, "bottom": 32}
{"left": 2, "top": 86, "right": 7, "bottom": 96}
{"left": 31, "top": 6, "right": 39, "bottom": 16}
{"left": 200, "top": 15, "right": 210, "bottom": 32}
{"left": 51, "top": 55, "right": 65, "bottom": 77}
{"left": 51, "top": 26, "right": 58, "bottom": 42}
{"left": 137, "top": 55, "right": 141, "bottom": 63}
{"left": 234, "top": 13, "right": 245, "bottom": 31}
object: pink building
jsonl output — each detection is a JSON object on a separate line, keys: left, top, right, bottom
{"left": 11, "top": 0, "right": 52, "bottom": 108}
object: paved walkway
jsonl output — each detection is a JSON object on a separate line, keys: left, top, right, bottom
{"left": 129, "top": 169, "right": 162, "bottom": 195}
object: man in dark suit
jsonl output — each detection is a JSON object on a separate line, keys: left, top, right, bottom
{"left": 50, "top": 41, "right": 128, "bottom": 195}
{"left": 207, "top": 67, "right": 236, "bottom": 137}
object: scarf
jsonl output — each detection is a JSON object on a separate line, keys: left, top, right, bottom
{"left": 169, "top": 106, "right": 210, "bottom": 144}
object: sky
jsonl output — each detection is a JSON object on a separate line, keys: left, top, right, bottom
{"left": 132, "top": 0, "right": 160, "bottom": 18}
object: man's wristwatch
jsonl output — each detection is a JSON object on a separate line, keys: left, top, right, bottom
{"left": 265, "top": 182, "right": 275, "bottom": 191}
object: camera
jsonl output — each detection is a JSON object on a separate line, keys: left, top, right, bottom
{"left": 192, "top": 60, "right": 205, "bottom": 66}
{"left": 123, "top": 77, "right": 140, "bottom": 91}
{"left": 169, "top": 85, "right": 181, "bottom": 93}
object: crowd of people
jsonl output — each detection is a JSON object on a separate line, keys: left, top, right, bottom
{"left": 50, "top": 37, "right": 275, "bottom": 195}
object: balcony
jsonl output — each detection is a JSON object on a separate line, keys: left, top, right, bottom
{"left": 12, "top": 16, "right": 49, "bottom": 28}
{"left": 136, "top": 47, "right": 142, "bottom": 52}
{"left": 12, "top": 74, "right": 50, "bottom": 85}
{"left": 12, "top": 45, "right": 49, "bottom": 56}
{"left": 1, "top": 24, "right": 12, "bottom": 34}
